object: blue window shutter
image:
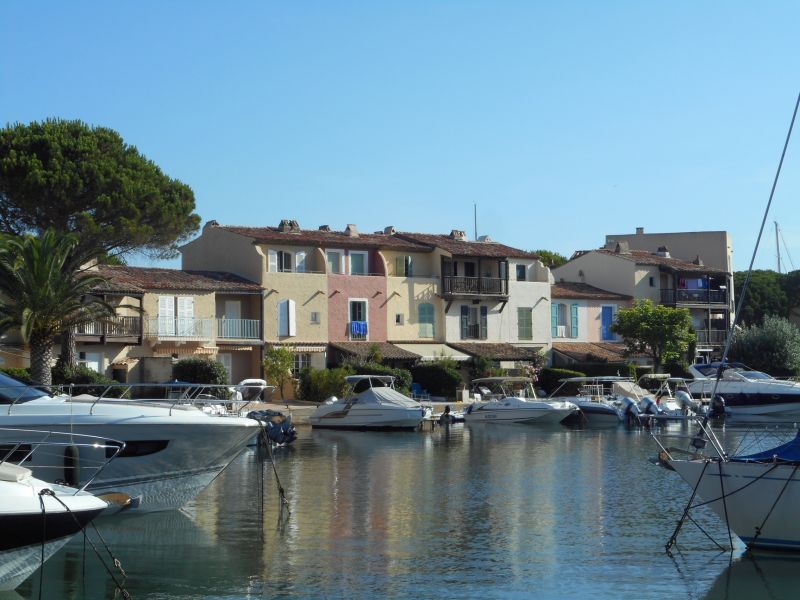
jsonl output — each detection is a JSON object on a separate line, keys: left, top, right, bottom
{"left": 601, "top": 306, "right": 613, "bottom": 340}
{"left": 570, "top": 304, "right": 579, "bottom": 338}
{"left": 460, "top": 305, "right": 469, "bottom": 339}
{"left": 480, "top": 306, "right": 488, "bottom": 339}
{"left": 551, "top": 303, "right": 558, "bottom": 337}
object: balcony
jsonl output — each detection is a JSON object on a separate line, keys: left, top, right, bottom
{"left": 442, "top": 276, "right": 508, "bottom": 297}
{"left": 660, "top": 289, "right": 729, "bottom": 305}
{"left": 74, "top": 316, "right": 142, "bottom": 342}
{"left": 461, "top": 324, "right": 487, "bottom": 340}
{"left": 695, "top": 329, "right": 728, "bottom": 345}
{"left": 216, "top": 318, "right": 261, "bottom": 340}
{"left": 349, "top": 321, "right": 368, "bottom": 341}
{"left": 145, "top": 317, "right": 213, "bottom": 341}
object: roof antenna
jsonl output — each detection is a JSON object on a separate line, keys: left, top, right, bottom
{"left": 474, "top": 203, "right": 478, "bottom": 241}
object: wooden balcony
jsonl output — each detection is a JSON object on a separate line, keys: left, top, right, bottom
{"left": 74, "top": 316, "right": 142, "bottom": 344}
{"left": 442, "top": 276, "right": 508, "bottom": 298}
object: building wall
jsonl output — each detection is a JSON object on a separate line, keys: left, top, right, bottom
{"left": 142, "top": 290, "right": 217, "bottom": 323}
{"left": 385, "top": 277, "right": 442, "bottom": 341}
{"left": 263, "top": 272, "right": 329, "bottom": 343}
{"left": 553, "top": 253, "right": 636, "bottom": 297}
{"left": 328, "top": 274, "right": 388, "bottom": 342}
{"left": 501, "top": 279, "right": 552, "bottom": 344}
{"left": 181, "top": 225, "right": 266, "bottom": 285}
{"left": 606, "top": 230, "right": 733, "bottom": 273}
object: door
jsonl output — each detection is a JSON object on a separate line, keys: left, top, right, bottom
{"left": 601, "top": 306, "right": 614, "bottom": 340}
{"left": 218, "top": 353, "right": 233, "bottom": 384}
{"left": 223, "top": 300, "right": 241, "bottom": 338}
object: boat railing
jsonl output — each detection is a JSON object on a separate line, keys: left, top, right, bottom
{"left": 0, "top": 427, "right": 124, "bottom": 493}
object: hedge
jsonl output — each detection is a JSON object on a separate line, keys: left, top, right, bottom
{"left": 347, "top": 361, "right": 412, "bottom": 395}
{"left": 537, "top": 368, "right": 586, "bottom": 394}
{"left": 410, "top": 363, "right": 463, "bottom": 398}
{"left": 297, "top": 366, "right": 354, "bottom": 402}
{"left": 173, "top": 358, "right": 229, "bottom": 385}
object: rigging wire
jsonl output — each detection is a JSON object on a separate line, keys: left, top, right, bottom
{"left": 778, "top": 223, "right": 796, "bottom": 270}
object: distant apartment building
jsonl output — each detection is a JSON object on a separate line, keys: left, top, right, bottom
{"left": 552, "top": 239, "right": 733, "bottom": 361}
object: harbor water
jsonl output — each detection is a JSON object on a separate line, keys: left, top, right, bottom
{"left": 10, "top": 421, "right": 800, "bottom": 599}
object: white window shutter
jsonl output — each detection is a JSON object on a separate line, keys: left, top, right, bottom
{"left": 295, "top": 251, "right": 306, "bottom": 273}
{"left": 268, "top": 249, "right": 278, "bottom": 273}
{"left": 177, "top": 297, "right": 195, "bottom": 336}
{"left": 158, "top": 296, "right": 174, "bottom": 336}
{"left": 287, "top": 299, "right": 296, "bottom": 336}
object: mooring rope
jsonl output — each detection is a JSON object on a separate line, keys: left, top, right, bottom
{"left": 254, "top": 419, "right": 291, "bottom": 513}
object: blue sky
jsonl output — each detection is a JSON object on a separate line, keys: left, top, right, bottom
{"left": 2, "top": 1, "right": 799, "bottom": 272}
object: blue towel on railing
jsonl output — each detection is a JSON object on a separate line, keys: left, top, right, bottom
{"left": 350, "top": 321, "right": 368, "bottom": 336}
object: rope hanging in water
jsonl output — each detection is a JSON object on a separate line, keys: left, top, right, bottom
{"left": 254, "top": 419, "right": 291, "bottom": 513}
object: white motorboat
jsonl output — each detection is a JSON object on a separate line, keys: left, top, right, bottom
{"left": 657, "top": 425, "right": 800, "bottom": 551}
{"left": 0, "top": 430, "right": 112, "bottom": 591}
{"left": 547, "top": 376, "right": 629, "bottom": 425}
{"left": 309, "top": 375, "right": 425, "bottom": 430}
{"left": 636, "top": 374, "right": 703, "bottom": 420}
{"left": 0, "top": 373, "right": 261, "bottom": 512}
{"left": 465, "top": 377, "right": 578, "bottom": 425}
{"left": 686, "top": 362, "right": 800, "bottom": 417}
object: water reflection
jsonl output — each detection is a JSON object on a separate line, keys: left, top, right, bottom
{"left": 703, "top": 553, "right": 800, "bottom": 600}
{"left": 9, "top": 423, "right": 799, "bottom": 599}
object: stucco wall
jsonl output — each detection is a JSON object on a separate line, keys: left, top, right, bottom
{"left": 142, "top": 290, "right": 217, "bottom": 321}
{"left": 381, "top": 250, "right": 437, "bottom": 278}
{"left": 553, "top": 253, "right": 636, "bottom": 297}
{"left": 385, "top": 277, "right": 442, "bottom": 341}
{"left": 181, "top": 226, "right": 266, "bottom": 285}
{"left": 606, "top": 230, "right": 732, "bottom": 273}
{"left": 263, "top": 272, "right": 328, "bottom": 343}
{"left": 500, "top": 280, "right": 552, "bottom": 344}
{"left": 328, "top": 274, "right": 388, "bottom": 342}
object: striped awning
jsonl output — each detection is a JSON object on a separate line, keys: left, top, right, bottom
{"left": 392, "top": 343, "right": 471, "bottom": 362}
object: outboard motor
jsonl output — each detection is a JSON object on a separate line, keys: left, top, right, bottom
{"left": 618, "top": 396, "right": 640, "bottom": 426}
{"left": 709, "top": 395, "right": 726, "bottom": 418}
{"left": 640, "top": 396, "right": 662, "bottom": 416}
{"left": 674, "top": 390, "right": 694, "bottom": 415}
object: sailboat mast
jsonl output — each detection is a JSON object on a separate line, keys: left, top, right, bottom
{"left": 776, "top": 221, "right": 782, "bottom": 273}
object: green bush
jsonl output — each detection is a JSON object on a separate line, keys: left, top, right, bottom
{"left": 411, "top": 363, "right": 463, "bottom": 398}
{"left": 52, "top": 364, "right": 126, "bottom": 398}
{"left": 297, "top": 366, "right": 353, "bottom": 402}
{"left": 729, "top": 315, "right": 800, "bottom": 377}
{"left": 0, "top": 367, "right": 33, "bottom": 384}
{"left": 346, "top": 361, "right": 412, "bottom": 395}
{"left": 173, "top": 358, "right": 229, "bottom": 385}
{"left": 538, "top": 367, "right": 586, "bottom": 394}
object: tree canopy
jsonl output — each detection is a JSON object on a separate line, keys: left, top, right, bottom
{"left": 734, "top": 270, "right": 789, "bottom": 325}
{"left": 0, "top": 119, "right": 200, "bottom": 258}
{"left": 263, "top": 346, "right": 296, "bottom": 400}
{"left": 532, "top": 249, "right": 568, "bottom": 268}
{"left": 610, "top": 299, "right": 694, "bottom": 373}
{"left": 729, "top": 315, "right": 800, "bottom": 377}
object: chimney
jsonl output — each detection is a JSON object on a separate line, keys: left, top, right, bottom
{"left": 203, "top": 220, "right": 219, "bottom": 231}
{"left": 655, "top": 245, "right": 671, "bottom": 258}
{"left": 477, "top": 235, "right": 493, "bottom": 243}
{"left": 636, "top": 227, "right": 644, "bottom": 235}
{"left": 693, "top": 255, "right": 704, "bottom": 266}
{"left": 318, "top": 225, "right": 331, "bottom": 232}
{"left": 383, "top": 226, "right": 396, "bottom": 235}
{"left": 615, "top": 242, "right": 630, "bottom": 255}
{"left": 345, "top": 224, "right": 359, "bottom": 237}
{"left": 450, "top": 229, "right": 467, "bottom": 241}
{"left": 289, "top": 220, "right": 300, "bottom": 231}
{"left": 278, "top": 219, "right": 293, "bottom": 232}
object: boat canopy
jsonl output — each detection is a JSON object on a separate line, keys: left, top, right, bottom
{"left": 733, "top": 431, "right": 800, "bottom": 463}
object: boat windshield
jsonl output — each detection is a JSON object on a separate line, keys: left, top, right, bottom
{"left": 0, "top": 372, "right": 51, "bottom": 404}
{"left": 694, "top": 364, "right": 774, "bottom": 380}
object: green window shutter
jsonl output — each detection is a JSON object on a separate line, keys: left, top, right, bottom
{"left": 571, "top": 303, "right": 579, "bottom": 338}
{"left": 460, "top": 305, "right": 469, "bottom": 339}
{"left": 518, "top": 307, "right": 532, "bottom": 340}
{"left": 419, "top": 303, "right": 434, "bottom": 338}
{"left": 480, "top": 305, "right": 488, "bottom": 340}
{"left": 551, "top": 303, "right": 558, "bottom": 337}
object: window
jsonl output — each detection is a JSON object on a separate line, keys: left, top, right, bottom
{"left": 77, "top": 351, "right": 102, "bottom": 373}
{"left": 395, "top": 255, "right": 413, "bottom": 277}
{"left": 463, "top": 262, "right": 476, "bottom": 278}
{"left": 395, "top": 313, "right": 404, "bottom": 325}
{"left": 516, "top": 265, "right": 527, "bottom": 281}
{"left": 293, "top": 353, "right": 311, "bottom": 375}
{"left": 551, "top": 303, "right": 578, "bottom": 338}
{"left": 295, "top": 251, "right": 307, "bottom": 273}
{"left": 277, "top": 251, "right": 292, "bottom": 272}
{"left": 327, "top": 250, "right": 342, "bottom": 274}
{"left": 268, "top": 249, "right": 297, "bottom": 273}
{"left": 349, "top": 299, "right": 368, "bottom": 340}
{"left": 310, "top": 311, "right": 320, "bottom": 324}
{"left": 460, "top": 305, "right": 487, "bottom": 339}
{"left": 349, "top": 251, "right": 368, "bottom": 275}
{"left": 158, "top": 295, "right": 195, "bottom": 336}
{"left": 649, "top": 276, "right": 655, "bottom": 287}
{"left": 419, "top": 303, "right": 434, "bottom": 338}
{"left": 517, "top": 308, "right": 532, "bottom": 340}
{"left": 218, "top": 352, "right": 232, "bottom": 382}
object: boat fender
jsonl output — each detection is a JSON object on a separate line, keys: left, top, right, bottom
{"left": 63, "top": 444, "right": 80, "bottom": 487}
{"left": 710, "top": 395, "right": 726, "bottom": 417}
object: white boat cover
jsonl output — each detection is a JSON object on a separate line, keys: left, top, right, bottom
{"left": 356, "top": 387, "right": 421, "bottom": 408}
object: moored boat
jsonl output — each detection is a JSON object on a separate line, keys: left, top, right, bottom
{"left": 465, "top": 377, "right": 578, "bottom": 425}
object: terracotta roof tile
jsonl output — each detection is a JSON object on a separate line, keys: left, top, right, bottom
{"left": 551, "top": 282, "right": 632, "bottom": 301}
{"left": 446, "top": 342, "right": 544, "bottom": 360}
{"left": 93, "top": 265, "right": 261, "bottom": 293}
{"left": 551, "top": 342, "right": 630, "bottom": 362}
{"left": 330, "top": 342, "right": 420, "bottom": 360}
{"left": 395, "top": 232, "right": 537, "bottom": 259}
{"left": 595, "top": 249, "right": 727, "bottom": 274}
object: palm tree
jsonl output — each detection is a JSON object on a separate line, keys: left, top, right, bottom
{"left": 0, "top": 230, "right": 114, "bottom": 386}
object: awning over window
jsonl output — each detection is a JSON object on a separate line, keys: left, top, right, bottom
{"left": 392, "top": 343, "right": 471, "bottom": 362}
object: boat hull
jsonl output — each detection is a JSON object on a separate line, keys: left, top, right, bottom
{"left": 573, "top": 401, "right": 624, "bottom": 425}
{"left": 670, "top": 458, "right": 800, "bottom": 550}
{"left": 464, "top": 404, "right": 575, "bottom": 425}
{"left": 0, "top": 413, "right": 258, "bottom": 512}
{"left": 310, "top": 407, "right": 424, "bottom": 430}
